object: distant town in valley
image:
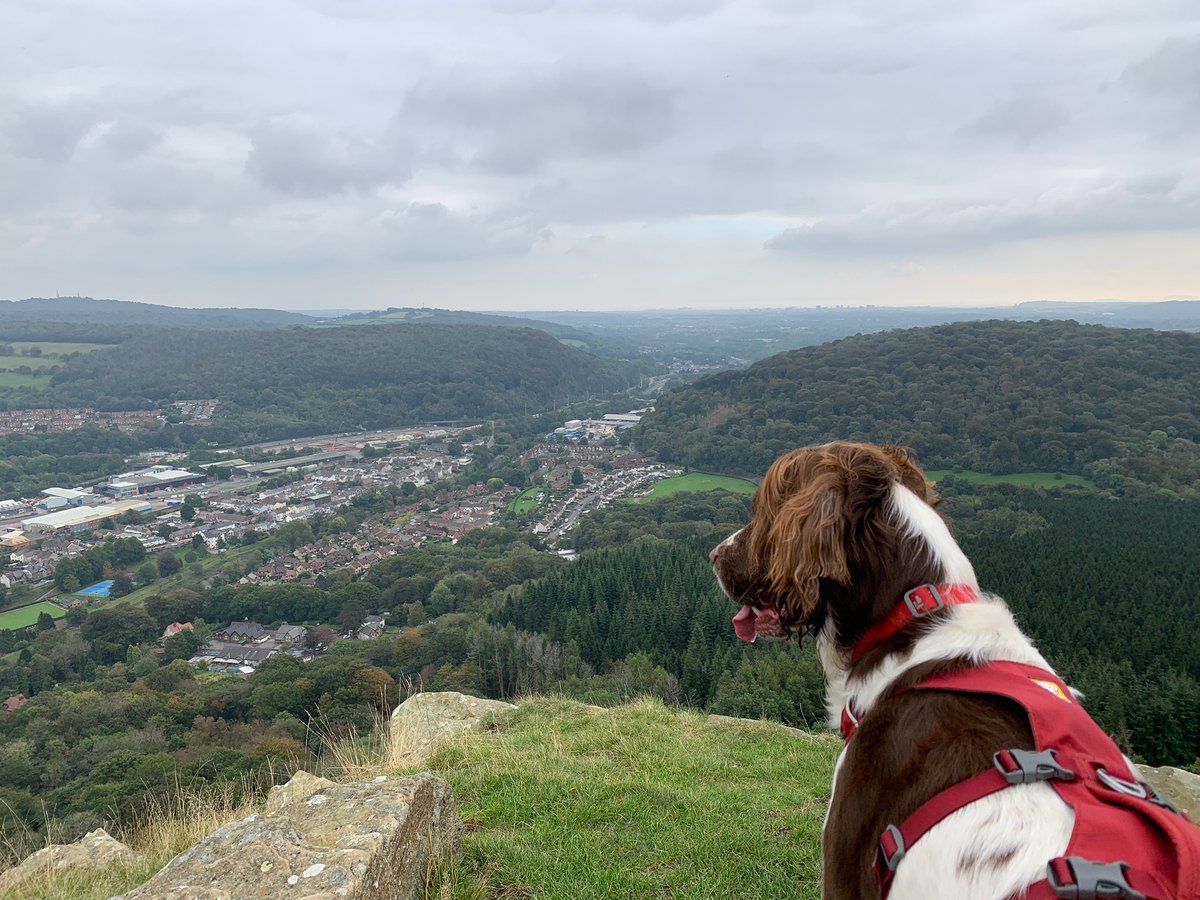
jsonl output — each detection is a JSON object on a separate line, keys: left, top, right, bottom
{"left": 0, "top": 405, "right": 687, "bottom": 679}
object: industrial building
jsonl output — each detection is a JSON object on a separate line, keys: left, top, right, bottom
{"left": 37, "top": 488, "right": 94, "bottom": 511}
{"left": 24, "top": 499, "right": 155, "bottom": 534}
{"left": 102, "top": 466, "right": 206, "bottom": 498}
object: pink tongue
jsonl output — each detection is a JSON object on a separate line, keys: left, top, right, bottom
{"left": 732, "top": 606, "right": 758, "bottom": 642}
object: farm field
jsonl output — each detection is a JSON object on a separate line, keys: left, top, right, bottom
{"left": 637, "top": 472, "right": 757, "bottom": 501}
{"left": 0, "top": 601, "right": 66, "bottom": 631}
{"left": 925, "top": 470, "right": 1095, "bottom": 489}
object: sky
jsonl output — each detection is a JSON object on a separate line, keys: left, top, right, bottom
{"left": 2, "top": 0, "right": 1198, "bottom": 312}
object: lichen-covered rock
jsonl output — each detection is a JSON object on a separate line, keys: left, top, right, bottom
{"left": 390, "top": 691, "right": 516, "bottom": 764}
{"left": 119, "top": 771, "right": 459, "bottom": 900}
{"left": 0, "top": 828, "right": 139, "bottom": 894}
{"left": 265, "top": 770, "right": 336, "bottom": 814}
{"left": 1140, "top": 765, "right": 1200, "bottom": 817}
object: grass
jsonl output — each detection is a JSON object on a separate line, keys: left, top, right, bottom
{"left": 108, "top": 544, "right": 265, "bottom": 607}
{"left": 925, "top": 470, "right": 1095, "bottom": 489}
{"left": 509, "top": 486, "right": 541, "bottom": 514}
{"left": 415, "top": 697, "right": 836, "bottom": 899}
{"left": 0, "top": 601, "right": 65, "bottom": 631}
{"left": 2, "top": 779, "right": 263, "bottom": 900}
{"left": 0, "top": 372, "right": 51, "bottom": 388}
{"left": 636, "top": 472, "right": 758, "bottom": 502}
{"left": 2, "top": 696, "right": 836, "bottom": 898}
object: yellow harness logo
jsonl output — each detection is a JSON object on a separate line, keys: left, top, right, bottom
{"left": 1030, "top": 677, "right": 1072, "bottom": 703}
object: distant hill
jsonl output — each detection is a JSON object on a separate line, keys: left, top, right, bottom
{"left": 512, "top": 300, "right": 1200, "bottom": 366}
{"left": 322, "top": 307, "right": 636, "bottom": 358}
{"left": 0, "top": 297, "right": 313, "bottom": 330}
{"left": 37, "top": 323, "right": 641, "bottom": 441}
{"left": 635, "top": 320, "right": 1200, "bottom": 498}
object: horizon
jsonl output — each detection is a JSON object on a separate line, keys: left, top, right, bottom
{"left": 3, "top": 294, "right": 1198, "bottom": 317}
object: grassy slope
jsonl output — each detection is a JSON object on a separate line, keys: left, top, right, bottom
{"left": 7, "top": 697, "right": 837, "bottom": 898}
{"left": 419, "top": 697, "right": 836, "bottom": 899}
{"left": 638, "top": 473, "right": 758, "bottom": 501}
{"left": 925, "top": 470, "right": 1096, "bottom": 489}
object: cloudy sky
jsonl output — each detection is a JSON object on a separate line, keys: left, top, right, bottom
{"left": 2, "top": 0, "right": 1198, "bottom": 311}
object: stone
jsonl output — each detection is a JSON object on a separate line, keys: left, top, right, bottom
{"left": 1139, "top": 765, "right": 1200, "bottom": 817}
{"left": 265, "top": 770, "right": 336, "bottom": 814}
{"left": 0, "top": 828, "right": 139, "bottom": 894}
{"left": 119, "top": 771, "right": 459, "bottom": 900}
{"left": 390, "top": 691, "right": 516, "bottom": 764}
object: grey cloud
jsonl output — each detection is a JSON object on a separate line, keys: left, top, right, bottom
{"left": 959, "top": 96, "right": 1067, "bottom": 147}
{"left": 489, "top": 0, "right": 556, "bottom": 13}
{"left": 4, "top": 103, "right": 98, "bottom": 163}
{"left": 403, "top": 66, "right": 676, "bottom": 175}
{"left": 765, "top": 176, "right": 1200, "bottom": 255}
{"left": 489, "top": 0, "right": 726, "bottom": 21}
{"left": 95, "top": 121, "right": 163, "bottom": 159}
{"left": 1121, "top": 35, "right": 1200, "bottom": 103}
{"left": 245, "top": 120, "right": 409, "bottom": 196}
{"left": 378, "top": 203, "right": 543, "bottom": 261}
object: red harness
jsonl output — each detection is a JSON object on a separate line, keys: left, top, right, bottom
{"left": 844, "top": 656, "right": 1200, "bottom": 899}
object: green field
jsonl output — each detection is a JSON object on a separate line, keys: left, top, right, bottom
{"left": 0, "top": 372, "right": 52, "bottom": 388}
{"left": 509, "top": 486, "right": 542, "bottom": 514}
{"left": 637, "top": 472, "right": 758, "bottom": 501}
{"left": 2, "top": 341, "right": 114, "bottom": 356}
{"left": 0, "top": 601, "right": 66, "bottom": 631}
{"left": 926, "top": 470, "right": 1095, "bottom": 489}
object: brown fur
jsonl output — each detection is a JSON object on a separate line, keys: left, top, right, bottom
{"left": 711, "top": 443, "right": 1036, "bottom": 899}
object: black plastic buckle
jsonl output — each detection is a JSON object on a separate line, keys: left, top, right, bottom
{"left": 879, "top": 824, "right": 906, "bottom": 872}
{"left": 994, "top": 748, "right": 1077, "bottom": 785}
{"left": 1096, "top": 767, "right": 1182, "bottom": 815}
{"left": 1047, "top": 857, "right": 1145, "bottom": 899}
{"left": 903, "top": 584, "right": 945, "bottom": 617}
{"left": 1142, "top": 780, "right": 1182, "bottom": 815}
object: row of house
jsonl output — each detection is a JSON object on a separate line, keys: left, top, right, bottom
{"left": 0, "top": 407, "right": 160, "bottom": 436}
{"left": 191, "top": 615, "right": 387, "bottom": 674}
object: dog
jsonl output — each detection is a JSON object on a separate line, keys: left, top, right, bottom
{"left": 709, "top": 442, "right": 1199, "bottom": 900}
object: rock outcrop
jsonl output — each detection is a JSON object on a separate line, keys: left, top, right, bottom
{"left": 390, "top": 690, "right": 516, "bottom": 764}
{"left": 119, "top": 771, "right": 459, "bottom": 900}
{"left": 0, "top": 828, "right": 139, "bottom": 894}
{"left": 1140, "top": 765, "right": 1200, "bottom": 817}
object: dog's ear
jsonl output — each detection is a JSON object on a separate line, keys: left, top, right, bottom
{"left": 753, "top": 460, "right": 850, "bottom": 623}
{"left": 878, "top": 443, "right": 936, "bottom": 502}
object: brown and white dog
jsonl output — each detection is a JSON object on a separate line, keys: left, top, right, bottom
{"left": 709, "top": 442, "right": 1076, "bottom": 900}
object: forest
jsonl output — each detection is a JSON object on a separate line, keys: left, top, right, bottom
{"left": 635, "top": 320, "right": 1200, "bottom": 498}
{"left": 29, "top": 325, "right": 640, "bottom": 432}
{"left": 0, "top": 484, "right": 1196, "bottom": 864}
{"left": 0, "top": 322, "right": 642, "bottom": 497}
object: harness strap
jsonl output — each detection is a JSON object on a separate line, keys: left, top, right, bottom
{"left": 1025, "top": 857, "right": 1170, "bottom": 899}
{"left": 873, "top": 765, "right": 1014, "bottom": 895}
{"left": 864, "top": 661, "right": 1200, "bottom": 899}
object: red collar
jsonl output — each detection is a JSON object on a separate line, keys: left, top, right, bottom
{"left": 850, "top": 583, "right": 978, "bottom": 665}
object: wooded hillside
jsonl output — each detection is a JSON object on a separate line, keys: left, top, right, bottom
{"left": 636, "top": 320, "right": 1199, "bottom": 498}
{"left": 29, "top": 324, "right": 639, "bottom": 440}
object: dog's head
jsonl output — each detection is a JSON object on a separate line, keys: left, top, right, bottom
{"left": 711, "top": 442, "right": 966, "bottom": 651}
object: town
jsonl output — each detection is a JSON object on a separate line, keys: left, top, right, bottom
{"left": 0, "top": 408, "right": 678, "bottom": 676}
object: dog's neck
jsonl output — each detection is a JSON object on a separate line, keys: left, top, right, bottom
{"left": 817, "top": 596, "right": 1056, "bottom": 731}
{"left": 815, "top": 483, "right": 1051, "bottom": 730}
